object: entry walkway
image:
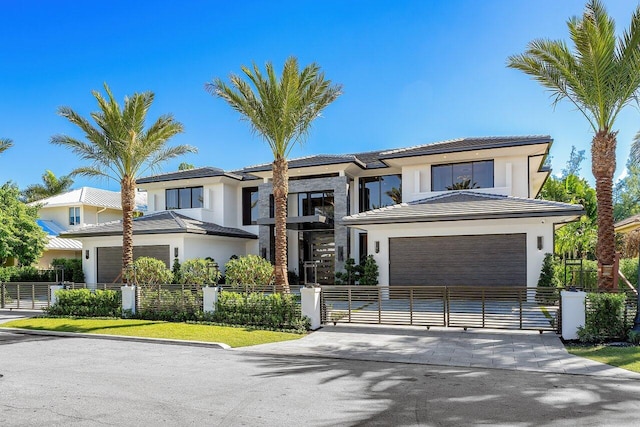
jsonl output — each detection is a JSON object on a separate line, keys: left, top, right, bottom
{"left": 238, "top": 324, "right": 640, "bottom": 379}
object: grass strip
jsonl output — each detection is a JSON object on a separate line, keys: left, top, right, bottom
{"left": 567, "top": 345, "right": 640, "bottom": 373}
{"left": 1, "top": 318, "right": 303, "bottom": 348}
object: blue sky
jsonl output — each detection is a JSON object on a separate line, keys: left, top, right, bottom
{"left": 1, "top": 0, "right": 639, "bottom": 191}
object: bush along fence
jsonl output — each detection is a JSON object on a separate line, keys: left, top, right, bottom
{"left": 46, "top": 284, "right": 312, "bottom": 333}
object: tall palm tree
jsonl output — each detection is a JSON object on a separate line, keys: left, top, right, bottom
{"left": 207, "top": 57, "right": 342, "bottom": 293}
{"left": 508, "top": 0, "right": 640, "bottom": 289}
{"left": 51, "top": 83, "right": 196, "bottom": 280}
{"left": 0, "top": 138, "right": 13, "bottom": 154}
{"left": 23, "top": 170, "right": 74, "bottom": 202}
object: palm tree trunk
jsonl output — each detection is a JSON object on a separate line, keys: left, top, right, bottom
{"left": 592, "top": 130, "right": 617, "bottom": 290}
{"left": 121, "top": 176, "right": 136, "bottom": 283}
{"left": 272, "top": 157, "right": 290, "bottom": 293}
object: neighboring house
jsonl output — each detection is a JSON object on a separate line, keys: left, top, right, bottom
{"left": 614, "top": 214, "right": 640, "bottom": 235}
{"left": 63, "top": 136, "right": 583, "bottom": 288}
{"left": 32, "top": 187, "right": 147, "bottom": 269}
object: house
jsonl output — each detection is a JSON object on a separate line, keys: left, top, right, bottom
{"left": 614, "top": 213, "right": 640, "bottom": 235}
{"left": 62, "top": 136, "right": 584, "bottom": 288}
{"left": 32, "top": 187, "right": 146, "bottom": 269}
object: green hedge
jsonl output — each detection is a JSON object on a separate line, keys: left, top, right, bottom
{"left": 45, "top": 289, "right": 120, "bottom": 317}
{"left": 211, "top": 292, "right": 308, "bottom": 332}
{"left": 133, "top": 288, "right": 203, "bottom": 322}
{"left": 0, "top": 258, "right": 84, "bottom": 283}
{"left": 577, "top": 292, "right": 630, "bottom": 342}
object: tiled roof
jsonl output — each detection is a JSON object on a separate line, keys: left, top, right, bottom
{"left": 46, "top": 236, "right": 82, "bottom": 251}
{"left": 241, "top": 154, "right": 367, "bottom": 173}
{"left": 134, "top": 135, "right": 552, "bottom": 183}
{"left": 136, "top": 167, "right": 246, "bottom": 184}
{"left": 341, "top": 191, "right": 583, "bottom": 225}
{"left": 60, "top": 211, "right": 257, "bottom": 239}
{"left": 378, "top": 136, "right": 551, "bottom": 159}
{"left": 29, "top": 187, "right": 147, "bottom": 211}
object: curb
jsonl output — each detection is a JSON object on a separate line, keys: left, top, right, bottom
{"left": 0, "top": 327, "right": 231, "bottom": 349}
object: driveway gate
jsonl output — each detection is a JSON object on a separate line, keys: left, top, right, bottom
{"left": 320, "top": 285, "right": 563, "bottom": 332}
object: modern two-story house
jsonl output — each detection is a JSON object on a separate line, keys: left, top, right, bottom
{"left": 63, "top": 136, "right": 583, "bottom": 288}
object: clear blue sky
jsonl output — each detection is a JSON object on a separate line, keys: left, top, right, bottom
{"left": 1, "top": 0, "right": 639, "bottom": 190}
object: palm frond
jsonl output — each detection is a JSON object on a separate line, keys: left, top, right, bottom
{"left": 0, "top": 138, "right": 13, "bottom": 154}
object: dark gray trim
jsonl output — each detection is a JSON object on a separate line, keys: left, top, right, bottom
{"left": 256, "top": 214, "right": 329, "bottom": 226}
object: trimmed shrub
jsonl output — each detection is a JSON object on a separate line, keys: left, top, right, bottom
{"left": 359, "top": 255, "right": 379, "bottom": 286}
{"left": 577, "top": 292, "right": 629, "bottom": 342}
{"left": 126, "top": 257, "right": 172, "bottom": 285}
{"left": 224, "top": 255, "right": 274, "bottom": 292}
{"left": 619, "top": 258, "right": 638, "bottom": 289}
{"left": 179, "top": 258, "right": 221, "bottom": 285}
{"left": 45, "top": 289, "right": 120, "bottom": 317}
{"left": 211, "top": 291, "right": 308, "bottom": 332}
{"left": 536, "top": 253, "right": 558, "bottom": 304}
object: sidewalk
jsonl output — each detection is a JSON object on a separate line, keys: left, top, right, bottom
{"left": 237, "top": 323, "right": 640, "bottom": 379}
{"left": 0, "top": 309, "right": 39, "bottom": 325}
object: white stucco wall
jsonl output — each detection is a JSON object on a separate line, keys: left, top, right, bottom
{"left": 183, "top": 235, "right": 251, "bottom": 273}
{"left": 358, "top": 217, "right": 556, "bottom": 289}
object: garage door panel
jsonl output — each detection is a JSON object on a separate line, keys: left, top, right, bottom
{"left": 97, "top": 245, "right": 170, "bottom": 283}
{"left": 389, "top": 234, "right": 526, "bottom": 287}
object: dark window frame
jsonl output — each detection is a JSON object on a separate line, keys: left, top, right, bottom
{"left": 165, "top": 186, "right": 204, "bottom": 210}
{"left": 358, "top": 174, "right": 402, "bottom": 212}
{"left": 242, "top": 187, "right": 259, "bottom": 225}
{"left": 297, "top": 190, "right": 335, "bottom": 219}
{"left": 430, "top": 160, "right": 494, "bottom": 191}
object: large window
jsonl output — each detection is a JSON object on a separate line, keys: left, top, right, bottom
{"left": 431, "top": 160, "right": 493, "bottom": 191}
{"left": 297, "top": 191, "right": 334, "bottom": 219}
{"left": 165, "top": 186, "right": 203, "bottom": 210}
{"left": 69, "top": 207, "right": 80, "bottom": 225}
{"left": 359, "top": 174, "right": 402, "bottom": 212}
{"left": 242, "top": 187, "right": 259, "bottom": 225}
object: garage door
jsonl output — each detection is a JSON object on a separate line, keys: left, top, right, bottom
{"left": 389, "top": 234, "right": 526, "bottom": 287}
{"left": 96, "top": 245, "right": 170, "bottom": 283}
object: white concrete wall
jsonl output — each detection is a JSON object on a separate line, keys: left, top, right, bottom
{"left": 361, "top": 217, "right": 555, "bottom": 288}
{"left": 183, "top": 235, "right": 250, "bottom": 273}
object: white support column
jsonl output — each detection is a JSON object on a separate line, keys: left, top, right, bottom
{"left": 301, "top": 287, "right": 322, "bottom": 330}
{"left": 121, "top": 286, "right": 137, "bottom": 315}
{"left": 561, "top": 290, "right": 586, "bottom": 340}
{"left": 203, "top": 287, "right": 219, "bottom": 314}
{"left": 49, "top": 285, "right": 64, "bottom": 306}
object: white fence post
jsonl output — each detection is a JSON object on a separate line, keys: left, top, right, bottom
{"left": 121, "top": 286, "right": 137, "bottom": 315}
{"left": 203, "top": 286, "right": 219, "bottom": 314}
{"left": 49, "top": 285, "right": 64, "bottom": 306}
{"left": 301, "top": 287, "right": 321, "bottom": 330}
{"left": 561, "top": 290, "right": 586, "bottom": 340}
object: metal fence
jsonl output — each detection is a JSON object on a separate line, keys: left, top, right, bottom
{"left": 321, "top": 285, "right": 564, "bottom": 332}
{"left": 0, "top": 282, "right": 126, "bottom": 310}
{"left": 135, "top": 284, "right": 203, "bottom": 314}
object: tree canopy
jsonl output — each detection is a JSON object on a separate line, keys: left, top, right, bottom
{"left": 22, "top": 170, "right": 74, "bottom": 202}
{"left": 0, "top": 182, "right": 47, "bottom": 266}
{"left": 52, "top": 83, "right": 196, "bottom": 277}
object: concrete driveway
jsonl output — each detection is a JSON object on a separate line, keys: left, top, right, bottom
{"left": 239, "top": 324, "right": 640, "bottom": 379}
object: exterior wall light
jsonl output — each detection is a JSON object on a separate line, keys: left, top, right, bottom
{"left": 537, "top": 236, "right": 543, "bottom": 251}
{"left": 174, "top": 247, "right": 179, "bottom": 258}
{"left": 375, "top": 241, "right": 380, "bottom": 253}
{"left": 85, "top": 250, "right": 90, "bottom": 259}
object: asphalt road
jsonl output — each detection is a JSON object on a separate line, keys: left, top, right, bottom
{"left": 2, "top": 331, "right": 640, "bottom": 426}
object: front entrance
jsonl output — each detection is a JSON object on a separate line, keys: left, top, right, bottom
{"left": 299, "top": 230, "right": 335, "bottom": 285}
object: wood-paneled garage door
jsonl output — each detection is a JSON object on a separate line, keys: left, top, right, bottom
{"left": 96, "top": 245, "right": 170, "bottom": 283}
{"left": 389, "top": 234, "right": 526, "bottom": 286}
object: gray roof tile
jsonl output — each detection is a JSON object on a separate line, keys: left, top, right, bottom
{"left": 342, "top": 191, "right": 583, "bottom": 225}
{"left": 60, "top": 211, "right": 257, "bottom": 239}
{"left": 136, "top": 167, "right": 245, "bottom": 184}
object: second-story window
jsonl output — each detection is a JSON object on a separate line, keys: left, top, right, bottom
{"left": 69, "top": 207, "right": 80, "bottom": 225}
{"left": 298, "top": 191, "right": 335, "bottom": 219}
{"left": 359, "top": 174, "right": 402, "bottom": 212}
{"left": 431, "top": 160, "right": 494, "bottom": 191}
{"left": 242, "top": 187, "right": 259, "bottom": 225}
{"left": 165, "top": 186, "right": 203, "bottom": 210}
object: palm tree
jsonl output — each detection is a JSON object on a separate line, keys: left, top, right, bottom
{"left": 0, "top": 138, "right": 13, "bottom": 154}
{"left": 23, "top": 170, "right": 74, "bottom": 202}
{"left": 507, "top": 0, "right": 640, "bottom": 289}
{"left": 207, "top": 57, "right": 342, "bottom": 293}
{"left": 51, "top": 83, "right": 196, "bottom": 280}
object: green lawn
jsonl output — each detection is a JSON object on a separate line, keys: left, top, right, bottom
{"left": 567, "top": 345, "right": 640, "bottom": 373}
{"left": 0, "top": 318, "right": 304, "bottom": 348}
